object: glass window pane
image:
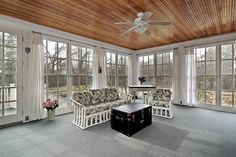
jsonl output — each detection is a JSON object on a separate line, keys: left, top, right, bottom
{"left": 0, "top": 46, "right": 3, "bottom": 60}
{"left": 221, "top": 60, "right": 232, "bottom": 75}
{"left": 163, "top": 64, "right": 172, "bottom": 75}
{"left": 58, "top": 76, "right": 67, "bottom": 107}
{"left": 47, "top": 41, "right": 57, "bottom": 57}
{"left": 58, "top": 59, "right": 67, "bottom": 74}
{"left": 79, "top": 61, "right": 86, "bottom": 74}
{"left": 143, "top": 65, "right": 148, "bottom": 75}
{"left": 86, "top": 76, "right": 92, "bottom": 89}
{"left": 117, "top": 55, "right": 122, "bottom": 64}
{"left": 170, "top": 52, "right": 173, "bottom": 63}
{"left": 206, "top": 61, "right": 216, "bottom": 75}
{"left": 195, "top": 48, "right": 205, "bottom": 61}
{"left": 149, "top": 55, "right": 154, "bottom": 65}
{"left": 148, "top": 65, "right": 155, "bottom": 76}
{"left": 206, "top": 90, "right": 215, "bottom": 105}
{"left": 72, "top": 60, "right": 79, "bottom": 74}
{"left": 4, "top": 101, "right": 17, "bottom": 116}
{"left": 0, "top": 32, "right": 2, "bottom": 45}
{"left": 4, "top": 74, "right": 16, "bottom": 86}
{"left": 107, "top": 76, "right": 115, "bottom": 87}
{"left": 47, "top": 57, "right": 57, "bottom": 74}
{"left": 4, "top": 47, "right": 16, "bottom": 60}
{"left": 47, "top": 75, "right": 58, "bottom": 100}
{"left": 156, "top": 65, "right": 162, "bottom": 75}
{"left": 72, "top": 76, "right": 80, "bottom": 92}
{"left": 196, "top": 89, "right": 205, "bottom": 104}
{"left": 58, "top": 43, "right": 67, "bottom": 58}
{"left": 144, "top": 56, "right": 149, "bottom": 65}
{"left": 0, "top": 103, "right": 2, "bottom": 117}
{"left": 79, "top": 76, "right": 87, "bottom": 90}
{"left": 221, "top": 44, "right": 232, "bottom": 59}
{"left": 88, "top": 62, "right": 92, "bottom": 75}
{"left": 206, "top": 46, "right": 216, "bottom": 60}
{"left": 4, "top": 33, "right": 17, "bottom": 47}
{"left": 156, "top": 54, "right": 162, "bottom": 64}
{"left": 234, "top": 44, "right": 236, "bottom": 58}
{"left": 221, "top": 91, "right": 233, "bottom": 107}
{"left": 71, "top": 45, "right": 79, "bottom": 60}
{"left": 221, "top": 76, "right": 233, "bottom": 90}
{"left": 163, "top": 53, "right": 170, "bottom": 63}
{"left": 138, "top": 56, "right": 143, "bottom": 65}
{"left": 234, "top": 92, "right": 236, "bottom": 108}
{"left": 147, "top": 76, "right": 155, "bottom": 85}
{"left": 206, "top": 76, "right": 216, "bottom": 90}
{"left": 4, "top": 61, "right": 16, "bottom": 74}
{"left": 196, "top": 76, "right": 205, "bottom": 89}
{"left": 111, "top": 53, "right": 116, "bottom": 64}
{"left": 196, "top": 62, "right": 205, "bottom": 75}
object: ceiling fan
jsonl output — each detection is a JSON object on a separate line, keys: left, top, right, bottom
{"left": 115, "top": 12, "right": 170, "bottom": 36}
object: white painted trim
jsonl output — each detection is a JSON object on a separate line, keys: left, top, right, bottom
{"left": 0, "top": 15, "right": 134, "bottom": 54}
{"left": 135, "top": 32, "right": 236, "bottom": 54}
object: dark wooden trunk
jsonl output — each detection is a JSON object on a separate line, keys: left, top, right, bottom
{"left": 111, "top": 104, "right": 152, "bottom": 137}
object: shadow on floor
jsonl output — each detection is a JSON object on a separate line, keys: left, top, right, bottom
{"left": 132, "top": 121, "right": 188, "bottom": 151}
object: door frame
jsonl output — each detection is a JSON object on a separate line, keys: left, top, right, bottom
{"left": 0, "top": 27, "right": 23, "bottom": 125}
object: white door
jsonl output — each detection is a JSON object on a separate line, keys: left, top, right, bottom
{"left": 0, "top": 29, "right": 22, "bottom": 125}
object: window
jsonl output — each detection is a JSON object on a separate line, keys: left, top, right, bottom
{"left": 71, "top": 45, "right": 93, "bottom": 92}
{"left": 106, "top": 51, "right": 128, "bottom": 93}
{"left": 220, "top": 43, "right": 236, "bottom": 107}
{"left": 156, "top": 51, "right": 173, "bottom": 88}
{"left": 0, "top": 32, "right": 18, "bottom": 116}
{"left": 106, "top": 52, "right": 116, "bottom": 87}
{"left": 117, "top": 54, "right": 128, "bottom": 93}
{"left": 138, "top": 55, "right": 155, "bottom": 85}
{"left": 43, "top": 39, "right": 68, "bottom": 107}
{"left": 44, "top": 39, "right": 94, "bottom": 108}
{"left": 195, "top": 46, "right": 216, "bottom": 105}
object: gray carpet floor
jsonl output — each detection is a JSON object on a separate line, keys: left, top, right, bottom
{"left": 1, "top": 104, "right": 236, "bottom": 157}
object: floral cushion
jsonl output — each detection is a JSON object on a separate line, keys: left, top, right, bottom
{"left": 152, "top": 89, "right": 171, "bottom": 101}
{"left": 103, "top": 88, "right": 120, "bottom": 101}
{"left": 85, "top": 99, "right": 127, "bottom": 116}
{"left": 85, "top": 102, "right": 110, "bottom": 116}
{"left": 150, "top": 100, "right": 170, "bottom": 108}
{"left": 73, "top": 91, "right": 93, "bottom": 106}
{"left": 90, "top": 89, "right": 106, "bottom": 104}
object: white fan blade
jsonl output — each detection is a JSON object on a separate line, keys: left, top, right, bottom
{"left": 121, "top": 26, "right": 136, "bottom": 35}
{"left": 142, "top": 12, "right": 153, "bottom": 21}
{"left": 148, "top": 21, "right": 171, "bottom": 25}
{"left": 114, "top": 21, "right": 133, "bottom": 25}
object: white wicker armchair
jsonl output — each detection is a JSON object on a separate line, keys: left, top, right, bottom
{"left": 147, "top": 89, "right": 173, "bottom": 118}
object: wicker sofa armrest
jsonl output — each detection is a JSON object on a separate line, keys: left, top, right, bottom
{"left": 70, "top": 96, "right": 86, "bottom": 108}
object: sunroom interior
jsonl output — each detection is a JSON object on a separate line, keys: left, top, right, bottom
{"left": 0, "top": 1, "right": 236, "bottom": 157}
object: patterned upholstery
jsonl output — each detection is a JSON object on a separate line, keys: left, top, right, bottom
{"left": 90, "top": 89, "right": 106, "bottom": 104}
{"left": 150, "top": 100, "right": 170, "bottom": 107}
{"left": 73, "top": 88, "right": 127, "bottom": 116}
{"left": 85, "top": 99, "right": 127, "bottom": 116}
{"left": 149, "top": 89, "right": 172, "bottom": 107}
{"left": 73, "top": 91, "right": 93, "bottom": 106}
{"left": 152, "top": 89, "right": 171, "bottom": 101}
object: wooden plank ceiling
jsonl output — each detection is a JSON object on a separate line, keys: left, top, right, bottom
{"left": 0, "top": 0, "right": 235, "bottom": 50}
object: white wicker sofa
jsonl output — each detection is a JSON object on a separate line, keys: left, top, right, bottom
{"left": 147, "top": 89, "right": 173, "bottom": 118}
{"left": 71, "top": 88, "right": 133, "bottom": 129}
